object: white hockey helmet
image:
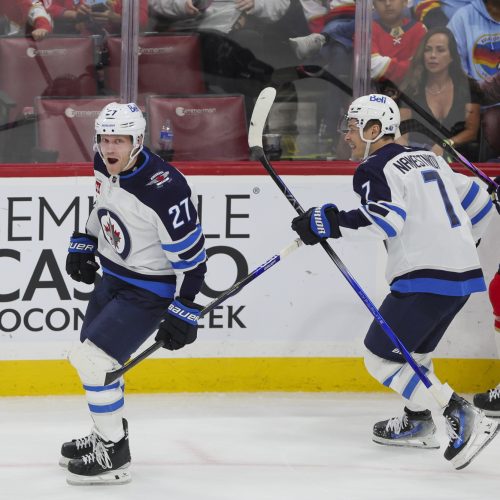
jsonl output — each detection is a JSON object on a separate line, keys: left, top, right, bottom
{"left": 95, "top": 102, "right": 146, "bottom": 166}
{"left": 347, "top": 94, "right": 400, "bottom": 138}
{"left": 344, "top": 94, "right": 400, "bottom": 160}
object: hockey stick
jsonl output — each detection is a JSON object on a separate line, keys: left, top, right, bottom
{"left": 400, "top": 118, "right": 499, "bottom": 191}
{"left": 104, "top": 238, "right": 303, "bottom": 385}
{"left": 249, "top": 87, "right": 450, "bottom": 408}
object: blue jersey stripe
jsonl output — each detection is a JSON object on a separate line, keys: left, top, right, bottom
{"left": 171, "top": 250, "right": 207, "bottom": 270}
{"left": 391, "top": 277, "right": 486, "bottom": 296}
{"left": 402, "top": 366, "right": 429, "bottom": 399}
{"left": 119, "top": 150, "right": 150, "bottom": 179}
{"left": 383, "top": 366, "right": 403, "bottom": 387}
{"left": 83, "top": 381, "right": 121, "bottom": 392}
{"left": 461, "top": 182, "right": 480, "bottom": 210}
{"left": 88, "top": 398, "right": 124, "bottom": 414}
{"left": 102, "top": 267, "right": 176, "bottom": 298}
{"left": 380, "top": 202, "right": 407, "bottom": 221}
{"left": 362, "top": 206, "right": 397, "bottom": 237}
{"left": 471, "top": 199, "right": 493, "bottom": 225}
{"left": 162, "top": 224, "right": 203, "bottom": 253}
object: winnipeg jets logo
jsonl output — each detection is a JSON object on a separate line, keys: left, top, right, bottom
{"left": 104, "top": 220, "right": 121, "bottom": 249}
{"left": 96, "top": 180, "right": 101, "bottom": 194}
{"left": 97, "top": 209, "right": 131, "bottom": 259}
{"left": 147, "top": 171, "right": 171, "bottom": 188}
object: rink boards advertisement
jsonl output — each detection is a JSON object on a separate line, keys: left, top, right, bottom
{"left": 0, "top": 171, "right": 499, "bottom": 394}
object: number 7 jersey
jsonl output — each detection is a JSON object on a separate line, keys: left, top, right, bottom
{"left": 337, "top": 143, "right": 493, "bottom": 296}
{"left": 85, "top": 146, "right": 207, "bottom": 300}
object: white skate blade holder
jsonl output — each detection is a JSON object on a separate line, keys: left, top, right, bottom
{"left": 66, "top": 465, "right": 131, "bottom": 485}
{"left": 373, "top": 434, "right": 440, "bottom": 449}
{"left": 452, "top": 414, "right": 500, "bottom": 470}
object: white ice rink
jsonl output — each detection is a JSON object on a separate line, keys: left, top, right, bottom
{"left": 1, "top": 392, "right": 499, "bottom": 500}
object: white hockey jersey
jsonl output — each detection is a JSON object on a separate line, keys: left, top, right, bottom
{"left": 86, "top": 147, "right": 207, "bottom": 300}
{"left": 337, "top": 143, "right": 493, "bottom": 296}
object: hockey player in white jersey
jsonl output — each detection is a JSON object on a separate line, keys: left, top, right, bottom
{"left": 61, "top": 102, "right": 207, "bottom": 484}
{"left": 291, "top": 94, "right": 499, "bottom": 469}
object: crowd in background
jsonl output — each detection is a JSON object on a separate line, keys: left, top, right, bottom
{"left": 0, "top": 0, "right": 498, "bottom": 163}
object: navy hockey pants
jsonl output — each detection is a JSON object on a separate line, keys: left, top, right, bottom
{"left": 364, "top": 291, "right": 469, "bottom": 362}
{"left": 80, "top": 274, "right": 171, "bottom": 364}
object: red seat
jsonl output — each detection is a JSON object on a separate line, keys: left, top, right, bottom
{"left": 105, "top": 34, "right": 205, "bottom": 101}
{"left": 146, "top": 94, "right": 248, "bottom": 161}
{"left": 35, "top": 97, "right": 118, "bottom": 162}
{"left": 0, "top": 36, "right": 97, "bottom": 120}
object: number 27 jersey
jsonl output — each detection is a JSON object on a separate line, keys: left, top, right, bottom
{"left": 85, "top": 147, "right": 207, "bottom": 300}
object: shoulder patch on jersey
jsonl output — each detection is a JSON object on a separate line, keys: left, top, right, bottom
{"left": 146, "top": 170, "right": 172, "bottom": 188}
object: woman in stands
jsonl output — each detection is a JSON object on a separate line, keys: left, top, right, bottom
{"left": 399, "top": 27, "right": 482, "bottom": 161}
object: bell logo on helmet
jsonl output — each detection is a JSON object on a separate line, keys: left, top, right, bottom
{"left": 127, "top": 104, "right": 139, "bottom": 113}
{"left": 369, "top": 95, "right": 386, "bottom": 104}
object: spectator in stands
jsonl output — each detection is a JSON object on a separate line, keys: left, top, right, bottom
{"left": 289, "top": 1, "right": 355, "bottom": 157}
{"left": 0, "top": 0, "right": 52, "bottom": 40}
{"left": 148, "top": 0, "right": 303, "bottom": 130}
{"left": 399, "top": 27, "right": 482, "bottom": 160}
{"left": 413, "top": 1, "right": 470, "bottom": 29}
{"left": 289, "top": 1, "right": 354, "bottom": 61}
{"left": 447, "top": 0, "right": 500, "bottom": 82}
{"left": 149, "top": 0, "right": 291, "bottom": 37}
{"left": 299, "top": 0, "right": 330, "bottom": 35}
{"left": 290, "top": 0, "right": 426, "bottom": 86}
{"left": 290, "top": 1, "right": 355, "bottom": 64}
{"left": 47, "top": 0, "right": 148, "bottom": 35}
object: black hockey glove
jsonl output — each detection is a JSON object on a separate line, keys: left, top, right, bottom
{"left": 66, "top": 232, "right": 99, "bottom": 284}
{"left": 291, "top": 204, "right": 342, "bottom": 245}
{"left": 487, "top": 176, "right": 500, "bottom": 215}
{"left": 156, "top": 297, "right": 202, "bottom": 350}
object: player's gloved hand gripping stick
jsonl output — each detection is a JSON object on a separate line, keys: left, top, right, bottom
{"left": 248, "top": 87, "right": 450, "bottom": 408}
{"left": 155, "top": 297, "right": 202, "bottom": 350}
{"left": 104, "top": 238, "right": 303, "bottom": 384}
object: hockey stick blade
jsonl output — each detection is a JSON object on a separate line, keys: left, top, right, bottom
{"left": 104, "top": 238, "right": 303, "bottom": 385}
{"left": 248, "top": 87, "right": 277, "bottom": 158}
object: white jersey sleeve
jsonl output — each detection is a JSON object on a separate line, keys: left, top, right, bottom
{"left": 450, "top": 172, "right": 494, "bottom": 243}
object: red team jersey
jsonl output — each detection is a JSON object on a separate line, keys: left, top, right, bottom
{"left": 371, "top": 17, "right": 427, "bottom": 84}
{"left": 0, "top": 0, "right": 52, "bottom": 33}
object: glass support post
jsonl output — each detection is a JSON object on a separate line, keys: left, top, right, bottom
{"left": 352, "top": 0, "right": 373, "bottom": 98}
{"left": 120, "top": 0, "right": 140, "bottom": 104}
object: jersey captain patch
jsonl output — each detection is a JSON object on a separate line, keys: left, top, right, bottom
{"left": 98, "top": 209, "right": 131, "bottom": 259}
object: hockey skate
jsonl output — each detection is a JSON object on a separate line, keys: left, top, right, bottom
{"left": 66, "top": 419, "right": 131, "bottom": 485}
{"left": 289, "top": 33, "right": 326, "bottom": 60}
{"left": 60, "top": 428, "right": 99, "bottom": 467}
{"left": 443, "top": 393, "right": 500, "bottom": 470}
{"left": 473, "top": 387, "right": 500, "bottom": 417}
{"left": 373, "top": 407, "right": 440, "bottom": 448}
